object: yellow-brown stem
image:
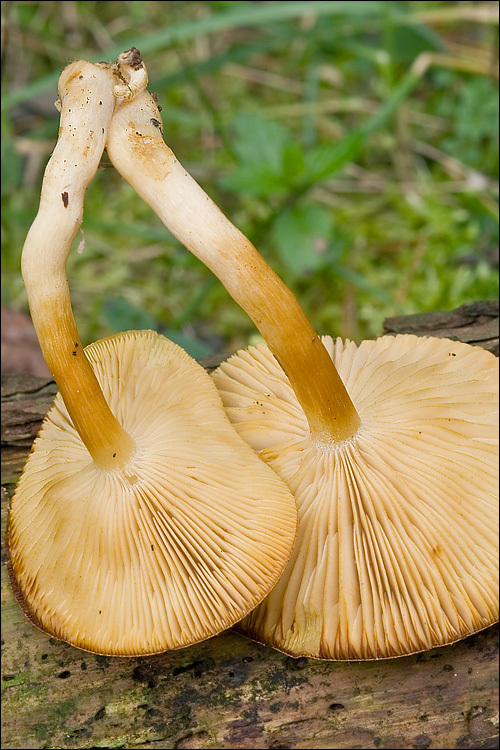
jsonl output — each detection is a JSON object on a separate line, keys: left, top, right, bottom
{"left": 222, "top": 245, "right": 361, "bottom": 442}
{"left": 107, "top": 92, "right": 361, "bottom": 443}
{"left": 31, "top": 290, "right": 136, "bottom": 470}
{"left": 21, "top": 60, "right": 136, "bottom": 470}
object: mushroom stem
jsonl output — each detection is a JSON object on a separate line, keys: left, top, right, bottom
{"left": 21, "top": 61, "right": 136, "bottom": 470}
{"left": 106, "top": 91, "right": 361, "bottom": 444}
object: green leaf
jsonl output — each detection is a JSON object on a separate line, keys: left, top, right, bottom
{"left": 103, "top": 297, "right": 158, "bottom": 333}
{"left": 335, "top": 266, "right": 394, "bottom": 307}
{"left": 272, "top": 204, "right": 333, "bottom": 274}
{"left": 282, "top": 141, "right": 307, "bottom": 187}
{"left": 231, "top": 113, "right": 290, "bottom": 175}
{"left": 220, "top": 162, "right": 289, "bottom": 199}
{"left": 221, "top": 113, "right": 296, "bottom": 197}
{"left": 390, "top": 23, "right": 444, "bottom": 64}
{"left": 161, "top": 329, "right": 212, "bottom": 360}
{"left": 305, "top": 131, "right": 366, "bottom": 184}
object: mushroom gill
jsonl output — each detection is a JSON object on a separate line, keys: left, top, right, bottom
{"left": 9, "top": 331, "right": 298, "bottom": 655}
{"left": 213, "top": 334, "right": 498, "bottom": 659}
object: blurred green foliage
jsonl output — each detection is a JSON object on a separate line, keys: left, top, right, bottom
{"left": 1, "top": 0, "right": 498, "bottom": 357}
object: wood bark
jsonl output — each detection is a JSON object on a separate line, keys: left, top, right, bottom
{"left": 2, "top": 302, "right": 499, "bottom": 750}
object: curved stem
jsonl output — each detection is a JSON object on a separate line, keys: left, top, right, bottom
{"left": 106, "top": 91, "right": 361, "bottom": 443}
{"left": 21, "top": 61, "right": 136, "bottom": 470}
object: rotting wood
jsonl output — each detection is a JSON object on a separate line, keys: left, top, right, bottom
{"left": 2, "top": 303, "right": 499, "bottom": 750}
{"left": 383, "top": 300, "right": 499, "bottom": 355}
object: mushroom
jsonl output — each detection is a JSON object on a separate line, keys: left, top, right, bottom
{"left": 215, "top": 335, "right": 498, "bottom": 659}
{"left": 104, "top": 52, "right": 498, "bottom": 660}
{"left": 7, "top": 58, "right": 298, "bottom": 656}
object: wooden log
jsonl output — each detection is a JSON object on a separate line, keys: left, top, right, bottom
{"left": 383, "top": 300, "right": 499, "bottom": 356}
{"left": 2, "top": 304, "right": 499, "bottom": 750}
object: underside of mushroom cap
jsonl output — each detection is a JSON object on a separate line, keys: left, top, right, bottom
{"left": 212, "top": 334, "right": 499, "bottom": 660}
{"left": 7, "top": 330, "right": 298, "bottom": 656}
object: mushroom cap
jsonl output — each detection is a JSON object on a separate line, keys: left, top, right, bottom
{"left": 7, "top": 330, "right": 297, "bottom": 656}
{"left": 212, "top": 334, "right": 499, "bottom": 660}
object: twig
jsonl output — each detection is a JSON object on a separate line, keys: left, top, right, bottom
{"left": 413, "top": 140, "right": 498, "bottom": 192}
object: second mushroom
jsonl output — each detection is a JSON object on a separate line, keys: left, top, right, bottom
{"left": 105, "top": 50, "right": 499, "bottom": 660}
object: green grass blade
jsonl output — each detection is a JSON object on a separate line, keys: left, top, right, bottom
{"left": 304, "top": 68, "right": 421, "bottom": 184}
{"left": 2, "top": 0, "right": 390, "bottom": 112}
